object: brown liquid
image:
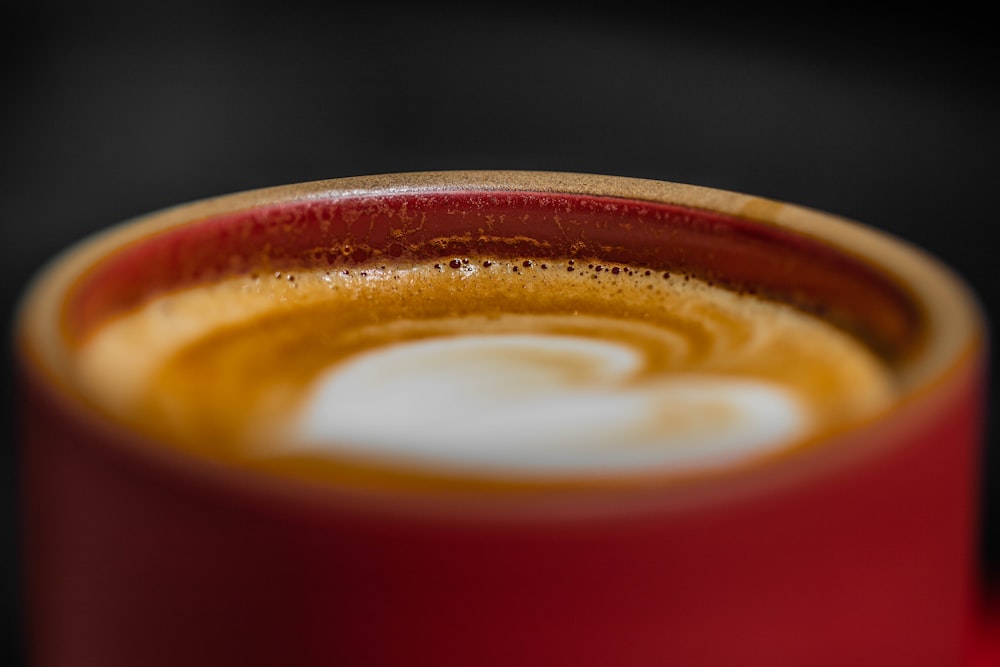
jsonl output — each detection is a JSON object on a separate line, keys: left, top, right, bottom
{"left": 71, "top": 255, "right": 898, "bottom": 490}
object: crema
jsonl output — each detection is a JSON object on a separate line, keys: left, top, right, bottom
{"left": 72, "top": 256, "right": 897, "bottom": 487}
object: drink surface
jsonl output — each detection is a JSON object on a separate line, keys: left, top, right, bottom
{"left": 70, "top": 254, "right": 898, "bottom": 488}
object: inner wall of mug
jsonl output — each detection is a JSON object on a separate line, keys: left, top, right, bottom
{"left": 17, "top": 171, "right": 981, "bottom": 487}
{"left": 68, "top": 190, "right": 922, "bottom": 358}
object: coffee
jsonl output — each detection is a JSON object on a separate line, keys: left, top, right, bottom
{"left": 27, "top": 172, "right": 932, "bottom": 492}
{"left": 69, "top": 249, "right": 896, "bottom": 488}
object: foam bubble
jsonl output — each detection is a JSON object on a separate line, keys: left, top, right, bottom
{"left": 286, "top": 334, "right": 809, "bottom": 473}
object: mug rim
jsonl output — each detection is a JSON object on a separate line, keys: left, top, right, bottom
{"left": 13, "top": 170, "right": 988, "bottom": 517}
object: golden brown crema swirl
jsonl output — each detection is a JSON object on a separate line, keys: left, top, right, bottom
{"left": 71, "top": 256, "right": 897, "bottom": 484}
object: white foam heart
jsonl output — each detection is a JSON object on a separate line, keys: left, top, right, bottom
{"left": 285, "top": 334, "right": 808, "bottom": 474}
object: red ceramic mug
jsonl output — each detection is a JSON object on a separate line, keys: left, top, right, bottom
{"left": 14, "top": 172, "right": 999, "bottom": 666}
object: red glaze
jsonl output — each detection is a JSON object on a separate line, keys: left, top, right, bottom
{"left": 17, "top": 179, "right": 995, "bottom": 666}
{"left": 17, "top": 353, "right": 987, "bottom": 666}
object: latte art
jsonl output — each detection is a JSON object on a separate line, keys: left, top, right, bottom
{"left": 73, "top": 257, "right": 898, "bottom": 485}
{"left": 293, "top": 334, "right": 808, "bottom": 473}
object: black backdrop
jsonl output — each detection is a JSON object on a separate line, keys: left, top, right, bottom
{"left": 3, "top": 3, "right": 998, "bottom": 663}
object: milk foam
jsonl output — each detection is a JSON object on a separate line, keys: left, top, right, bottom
{"left": 289, "top": 334, "right": 808, "bottom": 472}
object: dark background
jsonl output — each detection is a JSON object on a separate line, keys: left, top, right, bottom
{"left": 2, "top": 3, "right": 998, "bottom": 663}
